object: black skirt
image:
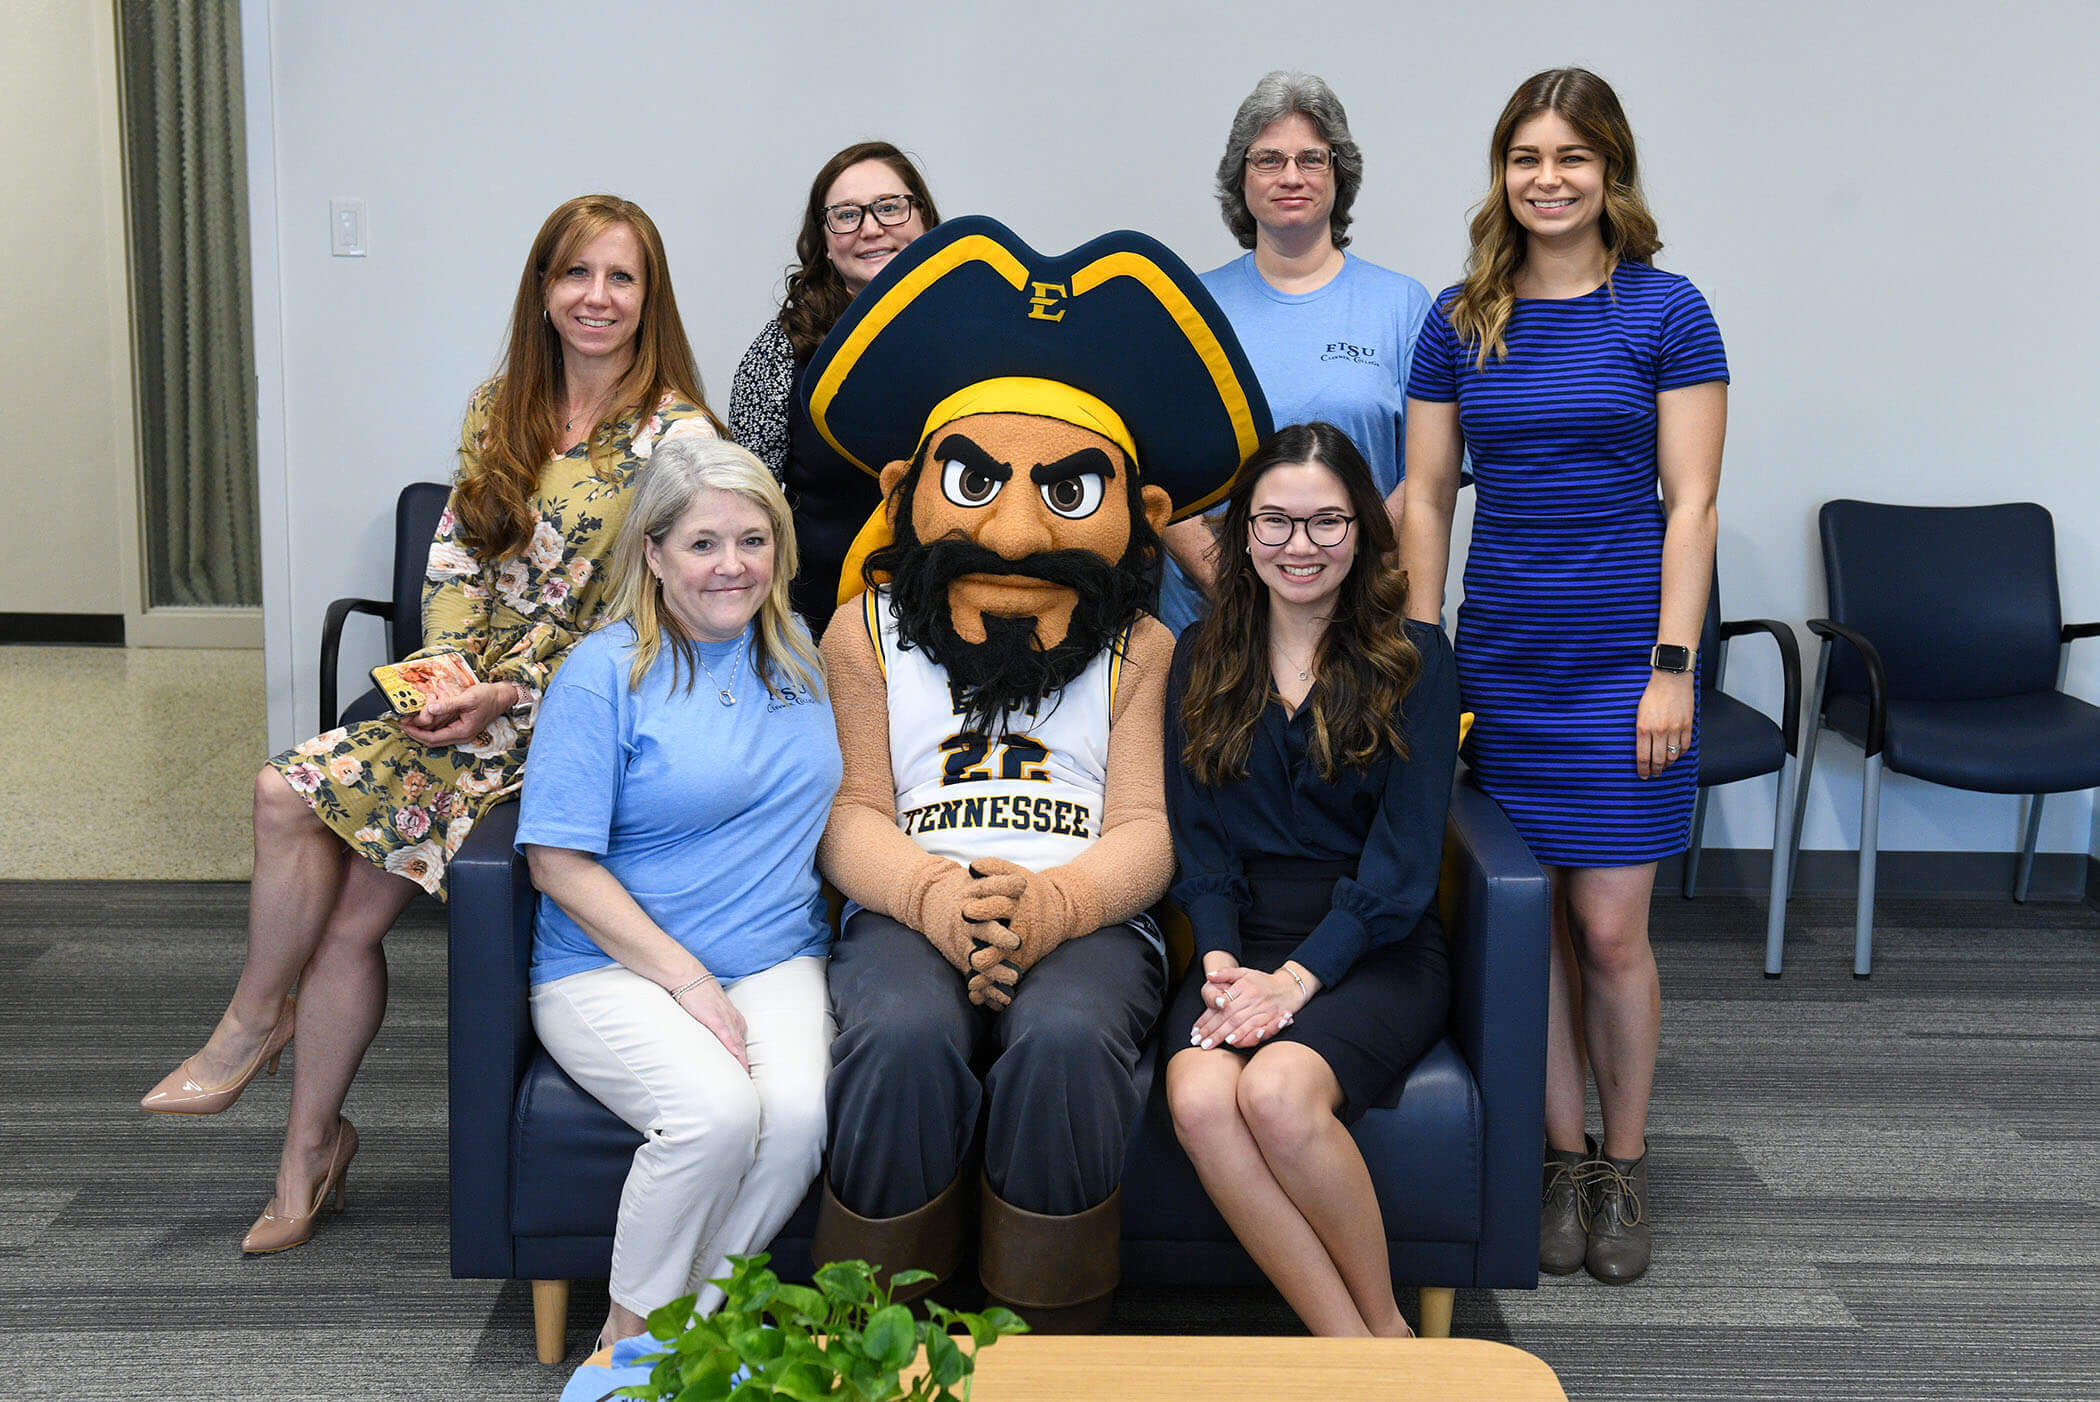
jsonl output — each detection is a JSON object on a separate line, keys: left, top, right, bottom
{"left": 1166, "top": 857, "right": 1449, "bottom": 1125}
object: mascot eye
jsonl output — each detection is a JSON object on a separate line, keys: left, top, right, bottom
{"left": 1039, "top": 473, "right": 1105, "bottom": 520}
{"left": 941, "top": 459, "right": 1004, "bottom": 508}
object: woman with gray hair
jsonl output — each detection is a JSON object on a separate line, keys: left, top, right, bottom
{"left": 1159, "top": 71, "right": 1434, "bottom": 635}
{"left": 517, "top": 435, "right": 841, "bottom": 1349}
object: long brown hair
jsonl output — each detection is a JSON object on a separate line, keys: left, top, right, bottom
{"left": 602, "top": 436, "right": 822, "bottom": 700}
{"left": 1447, "top": 68, "right": 1662, "bottom": 368}
{"left": 455, "top": 194, "right": 722, "bottom": 560}
{"left": 1179, "top": 423, "right": 1420, "bottom": 785}
{"left": 777, "top": 142, "right": 941, "bottom": 359}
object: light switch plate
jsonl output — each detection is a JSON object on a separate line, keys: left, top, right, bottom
{"left": 330, "top": 199, "right": 367, "bottom": 257}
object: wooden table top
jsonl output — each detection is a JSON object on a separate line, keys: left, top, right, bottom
{"left": 583, "top": 1332, "right": 1568, "bottom": 1400}
{"left": 923, "top": 1334, "right": 1567, "bottom": 1401}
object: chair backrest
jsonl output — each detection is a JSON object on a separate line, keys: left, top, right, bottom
{"left": 391, "top": 482, "right": 453, "bottom": 661}
{"left": 1818, "top": 500, "right": 2061, "bottom": 702}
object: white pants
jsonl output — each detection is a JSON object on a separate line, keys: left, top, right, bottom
{"left": 531, "top": 956, "right": 832, "bottom": 1316}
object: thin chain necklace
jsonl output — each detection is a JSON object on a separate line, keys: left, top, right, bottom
{"left": 1273, "top": 641, "right": 1316, "bottom": 683}
{"left": 696, "top": 639, "right": 744, "bottom": 707}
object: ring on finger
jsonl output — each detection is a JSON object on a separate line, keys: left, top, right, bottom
{"left": 1665, "top": 743, "right": 1680, "bottom": 755}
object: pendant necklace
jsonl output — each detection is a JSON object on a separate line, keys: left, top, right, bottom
{"left": 1274, "top": 643, "right": 1314, "bottom": 683}
{"left": 696, "top": 639, "right": 744, "bottom": 707}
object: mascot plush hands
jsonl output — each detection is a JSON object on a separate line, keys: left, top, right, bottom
{"left": 961, "top": 857, "right": 1098, "bottom": 1008}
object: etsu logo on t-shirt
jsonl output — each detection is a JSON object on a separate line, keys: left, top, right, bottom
{"left": 766, "top": 685, "right": 817, "bottom": 712}
{"left": 1321, "top": 341, "right": 1382, "bottom": 366}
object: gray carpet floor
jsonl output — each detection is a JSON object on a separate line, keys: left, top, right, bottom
{"left": 2, "top": 880, "right": 2096, "bottom": 1400}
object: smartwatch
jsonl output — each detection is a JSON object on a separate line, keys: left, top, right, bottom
{"left": 1650, "top": 644, "right": 1694, "bottom": 674}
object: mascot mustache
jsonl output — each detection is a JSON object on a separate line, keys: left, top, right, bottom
{"left": 881, "top": 535, "right": 1152, "bottom": 736}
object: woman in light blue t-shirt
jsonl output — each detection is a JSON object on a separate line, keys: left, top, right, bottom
{"left": 1158, "top": 70, "right": 1432, "bottom": 636}
{"left": 518, "top": 437, "right": 842, "bottom": 1352}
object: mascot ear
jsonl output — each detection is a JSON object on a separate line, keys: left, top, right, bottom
{"left": 1140, "top": 483, "right": 1172, "bottom": 540}
{"left": 879, "top": 458, "right": 912, "bottom": 527}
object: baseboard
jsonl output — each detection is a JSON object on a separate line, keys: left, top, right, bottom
{"left": 1664, "top": 847, "right": 2092, "bottom": 902}
{"left": 0, "top": 612, "right": 124, "bottom": 646}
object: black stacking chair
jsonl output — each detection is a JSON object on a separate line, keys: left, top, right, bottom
{"left": 1790, "top": 501, "right": 2100, "bottom": 976}
{"left": 1681, "top": 574, "right": 1801, "bottom": 976}
{"left": 318, "top": 481, "right": 451, "bottom": 731}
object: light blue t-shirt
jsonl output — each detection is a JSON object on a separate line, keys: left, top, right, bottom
{"left": 517, "top": 620, "right": 842, "bottom": 986}
{"left": 1159, "top": 252, "right": 1433, "bottom": 635}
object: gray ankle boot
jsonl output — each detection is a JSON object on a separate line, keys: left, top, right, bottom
{"left": 1582, "top": 1145, "right": 1650, "bottom": 1284}
{"left": 1539, "top": 1136, "right": 1594, "bottom": 1275}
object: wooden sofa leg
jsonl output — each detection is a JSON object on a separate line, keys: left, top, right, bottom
{"left": 1417, "top": 1286, "right": 1455, "bottom": 1338}
{"left": 532, "top": 1279, "right": 571, "bottom": 1364}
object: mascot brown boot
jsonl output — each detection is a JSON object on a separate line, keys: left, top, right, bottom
{"left": 977, "top": 1175, "right": 1121, "bottom": 1333}
{"left": 813, "top": 1173, "right": 967, "bottom": 1305}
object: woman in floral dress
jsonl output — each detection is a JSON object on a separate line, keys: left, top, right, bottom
{"left": 143, "top": 194, "right": 723, "bottom": 1255}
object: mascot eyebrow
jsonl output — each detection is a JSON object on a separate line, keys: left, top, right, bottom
{"left": 932, "top": 433, "right": 1121, "bottom": 486}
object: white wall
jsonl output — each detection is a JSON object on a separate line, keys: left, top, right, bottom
{"left": 2, "top": 0, "right": 135, "bottom": 616}
{"left": 245, "top": 0, "right": 2100, "bottom": 856}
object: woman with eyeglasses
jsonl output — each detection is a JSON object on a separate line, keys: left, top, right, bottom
{"left": 730, "top": 141, "right": 941, "bottom": 628}
{"left": 1399, "top": 69, "right": 1728, "bottom": 1285}
{"left": 1157, "top": 72, "right": 1432, "bottom": 637}
{"left": 1164, "top": 422, "right": 1458, "bottom": 1336}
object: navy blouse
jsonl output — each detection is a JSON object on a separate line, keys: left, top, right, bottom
{"left": 1164, "top": 619, "right": 1459, "bottom": 989}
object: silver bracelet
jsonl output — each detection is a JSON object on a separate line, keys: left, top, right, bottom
{"left": 1283, "top": 964, "right": 1309, "bottom": 1001}
{"left": 668, "top": 973, "right": 714, "bottom": 1001}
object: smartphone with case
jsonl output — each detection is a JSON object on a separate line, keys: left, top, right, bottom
{"left": 370, "top": 652, "right": 477, "bottom": 716}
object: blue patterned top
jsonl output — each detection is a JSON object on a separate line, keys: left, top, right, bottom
{"left": 1408, "top": 260, "right": 1729, "bottom": 516}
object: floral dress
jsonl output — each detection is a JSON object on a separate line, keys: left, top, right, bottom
{"left": 270, "top": 380, "right": 717, "bottom": 897}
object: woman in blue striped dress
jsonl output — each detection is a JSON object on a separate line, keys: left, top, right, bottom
{"left": 1398, "top": 68, "right": 1728, "bottom": 1285}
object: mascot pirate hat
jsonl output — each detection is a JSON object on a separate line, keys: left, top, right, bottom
{"left": 800, "top": 217, "right": 1273, "bottom": 598}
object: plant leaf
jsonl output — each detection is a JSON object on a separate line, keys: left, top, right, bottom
{"left": 924, "top": 1329, "right": 965, "bottom": 1387}
{"left": 670, "top": 1371, "right": 734, "bottom": 1402}
{"left": 815, "top": 1259, "right": 877, "bottom": 1307}
{"left": 864, "top": 1304, "right": 917, "bottom": 1371}
{"left": 977, "top": 1306, "right": 1029, "bottom": 1335}
{"left": 771, "top": 1283, "right": 827, "bottom": 1325}
{"left": 648, "top": 1294, "right": 701, "bottom": 1340}
{"left": 888, "top": 1268, "right": 936, "bottom": 1290}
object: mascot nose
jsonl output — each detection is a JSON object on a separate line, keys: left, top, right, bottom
{"left": 974, "top": 489, "right": 1054, "bottom": 560}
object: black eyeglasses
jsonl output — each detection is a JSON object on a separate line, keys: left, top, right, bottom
{"left": 823, "top": 194, "right": 919, "bottom": 235}
{"left": 1250, "top": 511, "right": 1355, "bottom": 547}
{"left": 1245, "top": 148, "right": 1334, "bottom": 175}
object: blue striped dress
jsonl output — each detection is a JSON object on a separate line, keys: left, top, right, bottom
{"left": 1408, "top": 261, "right": 1729, "bottom": 866}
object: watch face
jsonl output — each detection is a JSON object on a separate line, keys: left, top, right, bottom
{"left": 1652, "top": 645, "right": 1692, "bottom": 673}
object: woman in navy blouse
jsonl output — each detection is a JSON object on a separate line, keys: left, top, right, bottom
{"left": 1399, "top": 68, "right": 1729, "bottom": 1284}
{"left": 1165, "top": 421, "right": 1458, "bottom": 1337}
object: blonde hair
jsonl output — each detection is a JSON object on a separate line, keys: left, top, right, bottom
{"left": 1448, "top": 68, "right": 1662, "bottom": 369}
{"left": 602, "top": 436, "right": 823, "bottom": 699}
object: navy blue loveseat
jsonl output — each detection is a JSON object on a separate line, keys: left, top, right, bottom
{"left": 448, "top": 777, "right": 1548, "bottom": 1362}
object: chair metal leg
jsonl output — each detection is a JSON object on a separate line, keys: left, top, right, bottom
{"left": 1854, "top": 753, "right": 1882, "bottom": 978}
{"left": 1789, "top": 642, "right": 1832, "bottom": 899}
{"left": 1683, "top": 788, "right": 1711, "bottom": 898}
{"left": 2015, "top": 793, "right": 2044, "bottom": 902}
{"left": 1763, "top": 753, "right": 1798, "bottom": 978}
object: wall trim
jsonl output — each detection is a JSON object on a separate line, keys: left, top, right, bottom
{"left": 0, "top": 613, "right": 124, "bottom": 646}
{"left": 1665, "top": 848, "right": 2093, "bottom": 903}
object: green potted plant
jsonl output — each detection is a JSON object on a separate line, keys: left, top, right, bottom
{"left": 613, "top": 1254, "right": 1029, "bottom": 1402}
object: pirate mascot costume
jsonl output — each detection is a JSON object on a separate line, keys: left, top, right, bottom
{"left": 803, "top": 218, "right": 1270, "bottom": 1329}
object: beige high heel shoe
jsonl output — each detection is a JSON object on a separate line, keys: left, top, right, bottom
{"left": 141, "top": 995, "right": 297, "bottom": 1115}
{"left": 241, "top": 1116, "right": 358, "bottom": 1254}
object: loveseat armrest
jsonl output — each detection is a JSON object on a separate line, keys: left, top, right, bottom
{"left": 1442, "top": 777, "right": 1550, "bottom": 1285}
{"left": 448, "top": 800, "right": 534, "bottom": 1277}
